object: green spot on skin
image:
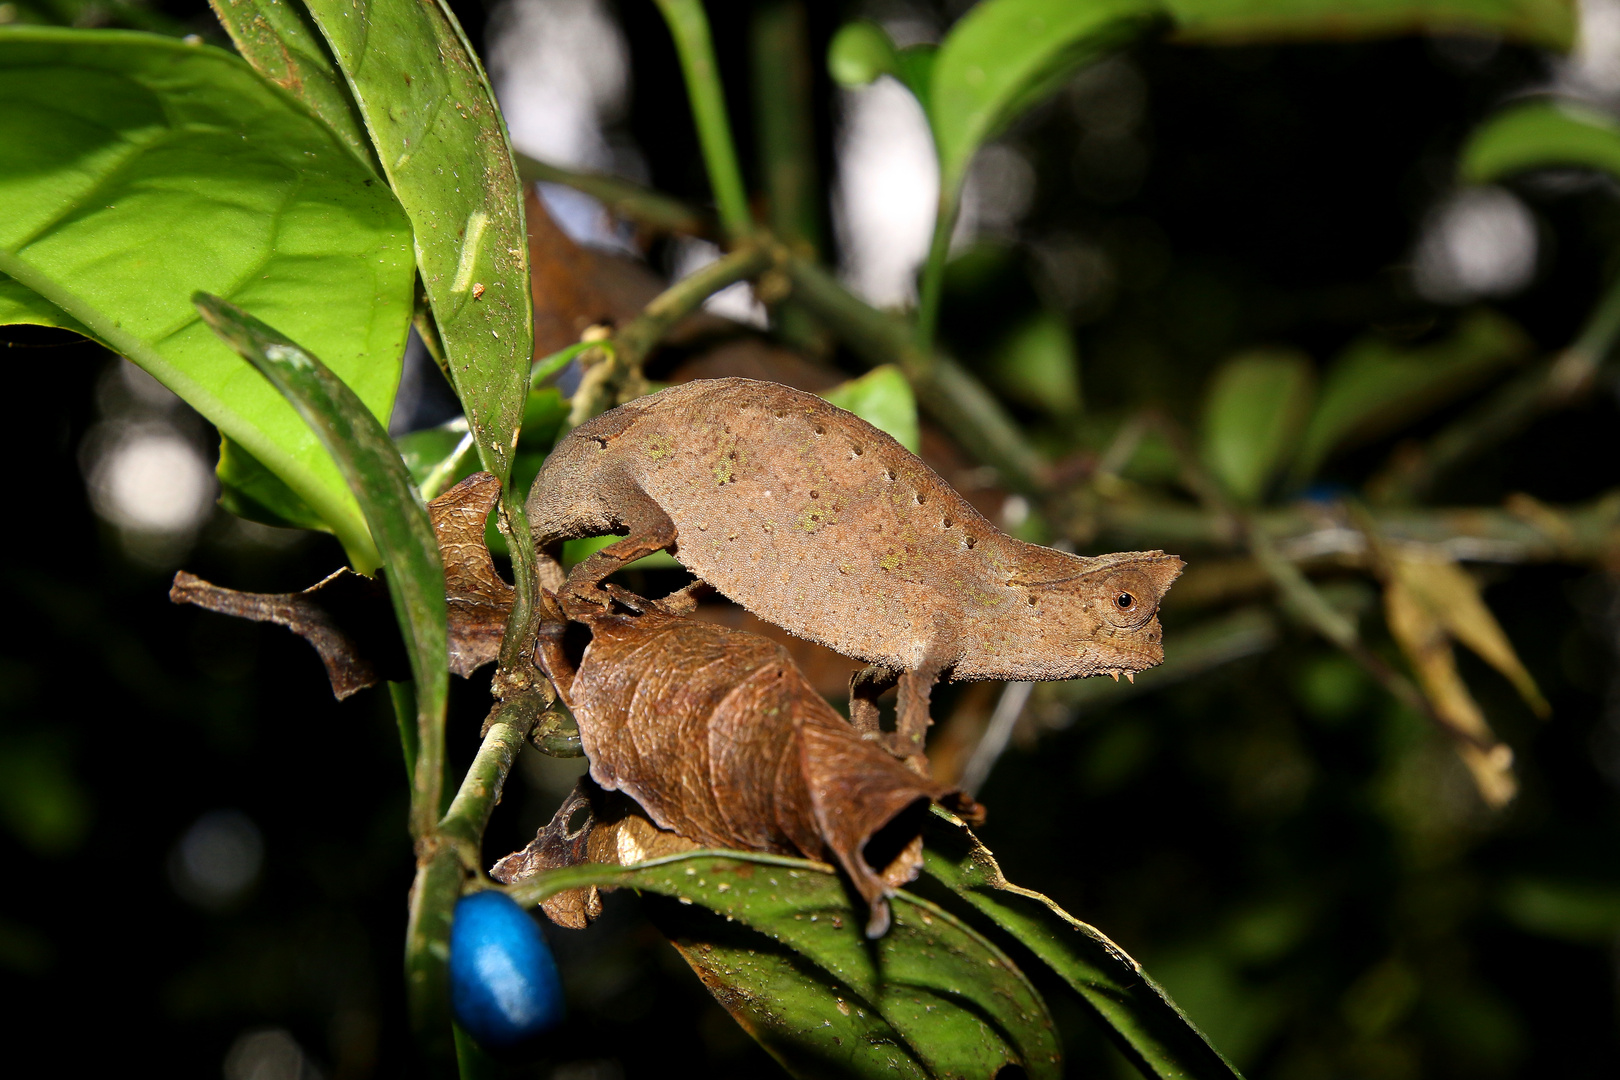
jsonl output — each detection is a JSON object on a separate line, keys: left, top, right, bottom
{"left": 646, "top": 433, "right": 675, "bottom": 460}
{"left": 880, "top": 552, "right": 902, "bottom": 571}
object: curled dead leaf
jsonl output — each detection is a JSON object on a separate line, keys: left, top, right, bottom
{"left": 538, "top": 595, "right": 981, "bottom": 937}
{"left": 1383, "top": 574, "right": 1518, "bottom": 807}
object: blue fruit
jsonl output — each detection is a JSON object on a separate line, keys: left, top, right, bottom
{"left": 449, "top": 891, "right": 565, "bottom": 1049}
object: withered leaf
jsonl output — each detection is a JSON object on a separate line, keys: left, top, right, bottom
{"left": 170, "top": 567, "right": 407, "bottom": 698}
{"left": 543, "top": 597, "right": 980, "bottom": 937}
{"left": 430, "top": 471, "right": 513, "bottom": 677}
{"left": 172, "top": 472, "right": 516, "bottom": 697}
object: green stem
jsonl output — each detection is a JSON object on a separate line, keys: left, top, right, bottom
{"left": 653, "top": 0, "right": 754, "bottom": 241}
{"left": 404, "top": 845, "right": 461, "bottom": 1066}
{"left": 515, "top": 154, "right": 714, "bottom": 237}
{"left": 568, "top": 244, "right": 772, "bottom": 428}
{"left": 750, "top": 0, "right": 820, "bottom": 255}
{"left": 438, "top": 698, "right": 540, "bottom": 870}
{"left": 915, "top": 198, "right": 958, "bottom": 355}
{"left": 418, "top": 431, "right": 476, "bottom": 503}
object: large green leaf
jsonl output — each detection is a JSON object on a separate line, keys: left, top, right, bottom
{"left": 191, "top": 294, "right": 449, "bottom": 812}
{"left": 1460, "top": 98, "right": 1620, "bottom": 186}
{"left": 206, "top": 0, "right": 377, "bottom": 170}
{"left": 1164, "top": 0, "right": 1575, "bottom": 50}
{"left": 1200, "top": 349, "right": 1314, "bottom": 504}
{"left": 298, "top": 0, "right": 533, "bottom": 480}
{"left": 507, "top": 852, "right": 1061, "bottom": 1079}
{"left": 918, "top": 812, "right": 1243, "bottom": 1080}
{"left": 0, "top": 28, "right": 415, "bottom": 568}
{"left": 1290, "top": 310, "right": 1531, "bottom": 484}
{"left": 930, "top": 0, "right": 1165, "bottom": 196}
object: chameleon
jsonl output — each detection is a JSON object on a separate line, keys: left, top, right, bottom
{"left": 526, "top": 378, "right": 1182, "bottom": 765}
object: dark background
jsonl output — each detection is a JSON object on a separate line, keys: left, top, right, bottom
{"left": 3, "top": 1, "right": 1619, "bottom": 1077}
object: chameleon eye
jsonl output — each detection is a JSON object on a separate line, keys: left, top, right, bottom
{"left": 1116, "top": 592, "right": 1135, "bottom": 609}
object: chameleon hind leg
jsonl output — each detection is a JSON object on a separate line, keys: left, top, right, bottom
{"left": 894, "top": 658, "right": 946, "bottom": 776}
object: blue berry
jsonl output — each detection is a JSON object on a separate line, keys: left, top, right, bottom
{"left": 449, "top": 891, "right": 565, "bottom": 1049}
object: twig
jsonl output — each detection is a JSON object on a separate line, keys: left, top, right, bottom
{"left": 653, "top": 0, "right": 754, "bottom": 241}
{"left": 1150, "top": 413, "right": 1436, "bottom": 717}
{"left": 750, "top": 0, "right": 821, "bottom": 256}
{"left": 418, "top": 430, "right": 475, "bottom": 503}
{"left": 515, "top": 155, "right": 714, "bottom": 238}
{"left": 958, "top": 681, "right": 1034, "bottom": 796}
{"left": 1065, "top": 489, "right": 1620, "bottom": 566}
{"left": 567, "top": 244, "right": 772, "bottom": 428}
{"left": 438, "top": 695, "right": 542, "bottom": 870}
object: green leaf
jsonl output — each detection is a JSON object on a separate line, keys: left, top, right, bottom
{"left": 827, "top": 20, "right": 898, "bottom": 88}
{"left": 930, "top": 0, "right": 1164, "bottom": 195}
{"left": 0, "top": 28, "right": 416, "bottom": 569}
{"left": 0, "top": 273, "right": 88, "bottom": 334}
{"left": 299, "top": 0, "right": 534, "bottom": 480}
{"left": 1164, "top": 0, "right": 1576, "bottom": 51}
{"left": 820, "top": 365, "right": 921, "bottom": 454}
{"left": 191, "top": 293, "right": 449, "bottom": 829}
{"left": 1460, "top": 99, "right": 1620, "bottom": 186}
{"left": 1290, "top": 310, "right": 1531, "bottom": 483}
{"left": 507, "top": 851, "right": 1061, "bottom": 1079}
{"left": 205, "top": 0, "right": 377, "bottom": 170}
{"left": 989, "top": 309, "right": 1083, "bottom": 418}
{"left": 1200, "top": 349, "right": 1314, "bottom": 504}
{"left": 651, "top": 899, "right": 931, "bottom": 1078}
{"left": 918, "top": 812, "right": 1243, "bottom": 1080}
{"left": 216, "top": 435, "right": 331, "bottom": 533}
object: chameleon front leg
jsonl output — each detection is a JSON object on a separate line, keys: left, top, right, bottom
{"left": 895, "top": 657, "right": 948, "bottom": 776}
{"left": 848, "top": 664, "right": 899, "bottom": 739}
{"left": 564, "top": 491, "right": 678, "bottom": 604}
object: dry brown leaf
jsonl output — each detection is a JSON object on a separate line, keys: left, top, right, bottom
{"left": 1388, "top": 548, "right": 1549, "bottom": 717}
{"left": 430, "top": 472, "right": 513, "bottom": 677}
{"left": 1384, "top": 577, "right": 1517, "bottom": 807}
{"left": 540, "top": 595, "right": 981, "bottom": 936}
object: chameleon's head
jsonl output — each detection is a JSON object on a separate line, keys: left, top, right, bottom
{"left": 1012, "top": 550, "right": 1184, "bottom": 681}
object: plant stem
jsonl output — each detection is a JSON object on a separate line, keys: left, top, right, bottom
{"left": 750, "top": 0, "right": 821, "bottom": 256}
{"left": 782, "top": 254, "right": 1047, "bottom": 492}
{"left": 404, "top": 844, "right": 461, "bottom": 1066}
{"left": 915, "top": 202, "right": 957, "bottom": 355}
{"left": 438, "top": 696, "right": 541, "bottom": 870}
{"left": 568, "top": 244, "right": 772, "bottom": 427}
{"left": 515, "top": 154, "right": 714, "bottom": 238}
{"left": 654, "top": 0, "right": 754, "bottom": 241}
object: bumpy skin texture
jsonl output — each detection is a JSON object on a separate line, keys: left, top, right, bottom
{"left": 527, "top": 379, "right": 1183, "bottom": 752}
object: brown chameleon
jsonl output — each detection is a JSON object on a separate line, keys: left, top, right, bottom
{"left": 527, "top": 378, "right": 1182, "bottom": 762}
